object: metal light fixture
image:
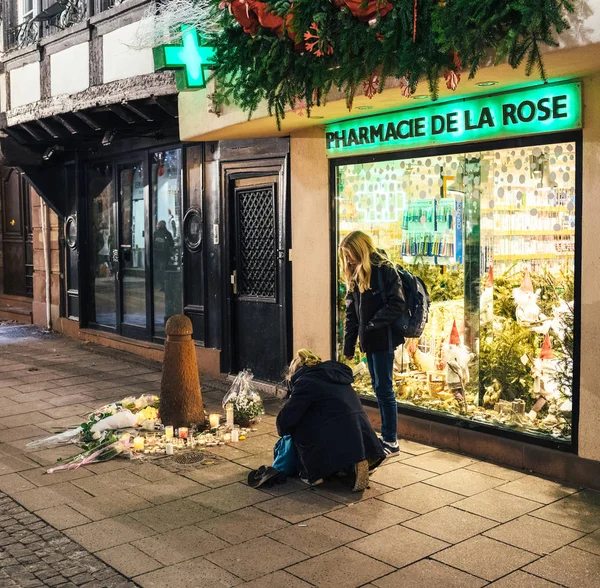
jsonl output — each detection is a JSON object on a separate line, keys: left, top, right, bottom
{"left": 102, "top": 130, "right": 115, "bottom": 147}
{"left": 43, "top": 145, "right": 63, "bottom": 161}
{"left": 477, "top": 81, "right": 498, "bottom": 87}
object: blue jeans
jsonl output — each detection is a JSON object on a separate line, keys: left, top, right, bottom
{"left": 367, "top": 350, "right": 398, "bottom": 443}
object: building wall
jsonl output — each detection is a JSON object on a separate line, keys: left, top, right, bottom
{"left": 9, "top": 61, "right": 40, "bottom": 108}
{"left": 102, "top": 22, "right": 154, "bottom": 84}
{"left": 0, "top": 72, "right": 6, "bottom": 112}
{"left": 50, "top": 43, "right": 90, "bottom": 97}
{"left": 290, "top": 127, "right": 331, "bottom": 359}
{"left": 578, "top": 73, "right": 600, "bottom": 462}
{"left": 30, "top": 192, "right": 61, "bottom": 328}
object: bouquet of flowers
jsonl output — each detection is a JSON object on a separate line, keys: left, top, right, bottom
{"left": 222, "top": 370, "right": 264, "bottom": 427}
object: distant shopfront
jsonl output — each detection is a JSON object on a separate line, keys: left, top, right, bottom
{"left": 328, "top": 82, "right": 581, "bottom": 450}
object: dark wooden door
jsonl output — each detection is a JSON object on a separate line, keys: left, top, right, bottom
{"left": 1, "top": 169, "right": 33, "bottom": 297}
{"left": 229, "top": 175, "right": 288, "bottom": 382}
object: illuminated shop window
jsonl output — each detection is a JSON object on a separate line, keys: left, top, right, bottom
{"left": 336, "top": 141, "right": 576, "bottom": 443}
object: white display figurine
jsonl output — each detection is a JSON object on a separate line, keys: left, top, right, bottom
{"left": 513, "top": 268, "right": 542, "bottom": 325}
{"left": 444, "top": 321, "right": 474, "bottom": 412}
{"left": 480, "top": 266, "right": 494, "bottom": 325}
{"left": 527, "top": 333, "right": 560, "bottom": 420}
{"left": 534, "top": 298, "right": 571, "bottom": 341}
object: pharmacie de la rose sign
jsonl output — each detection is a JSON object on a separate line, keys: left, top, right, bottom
{"left": 329, "top": 81, "right": 581, "bottom": 449}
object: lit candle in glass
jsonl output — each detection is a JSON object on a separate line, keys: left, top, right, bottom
{"left": 231, "top": 428, "right": 239, "bottom": 443}
{"left": 178, "top": 427, "right": 188, "bottom": 439}
{"left": 223, "top": 432, "right": 231, "bottom": 443}
{"left": 226, "top": 403, "right": 234, "bottom": 428}
{"left": 164, "top": 426, "right": 174, "bottom": 439}
{"left": 209, "top": 414, "right": 220, "bottom": 429}
{"left": 165, "top": 443, "right": 174, "bottom": 455}
{"left": 133, "top": 436, "right": 145, "bottom": 451}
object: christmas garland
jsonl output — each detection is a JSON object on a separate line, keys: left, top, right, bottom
{"left": 207, "top": 0, "right": 574, "bottom": 125}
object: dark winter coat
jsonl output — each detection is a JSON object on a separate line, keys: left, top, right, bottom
{"left": 153, "top": 227, "right": 174, "bottom": 261}
{"left": 343, "top": 259, "right": 407, "bottom": 356}
{"left": 276, "top": 361, "right": 386, "bottom": 483}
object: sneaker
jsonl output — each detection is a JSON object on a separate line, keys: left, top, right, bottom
{"left": 300, "top": 476, "right": 324, "bottom": 486}
{"left": 380, "top": 439, "right": 400, "bottom": 455}
{"left": 247, "top": 466, "right": 282, "bottom": 489}
{"left": 351, "top": 460, "right": 370, "bottom": 492}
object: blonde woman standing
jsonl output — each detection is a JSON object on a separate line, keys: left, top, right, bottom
{"left": 340, "top": 231, "right": 406, "bottom": 454}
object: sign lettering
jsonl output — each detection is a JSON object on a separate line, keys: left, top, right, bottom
{"left": 325, "top": 82, "right": 581, "bottom": 157}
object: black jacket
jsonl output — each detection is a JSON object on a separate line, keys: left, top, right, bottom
{"left": 343, "top": 260, "right": 406, "bottom": 356}
{"left": 276, "top": 361, "right": 385, "bottom": 483}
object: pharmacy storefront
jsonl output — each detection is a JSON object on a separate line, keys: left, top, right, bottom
{"left": 328, "top": 82, "right": 581, "bottom": 450}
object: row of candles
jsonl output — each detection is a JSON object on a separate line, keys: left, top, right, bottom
{"left": 131, "top": 405, "right": 243, "bottom": 455}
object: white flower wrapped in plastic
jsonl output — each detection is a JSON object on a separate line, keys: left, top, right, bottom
{"left": 222, "top": 370, "right": 264, "bottom": 426}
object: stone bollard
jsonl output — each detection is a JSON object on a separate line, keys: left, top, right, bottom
{"left": 159, "top": 314, "right": 204, "bottom": 428}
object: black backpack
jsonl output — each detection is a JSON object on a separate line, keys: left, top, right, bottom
{"left": 378, "top": 264, "right": 430, "bottom": 339}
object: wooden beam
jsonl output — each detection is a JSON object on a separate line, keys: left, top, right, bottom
{"left": 73, "top": 111, "right": 102, "bottom": 131}
{"left": 35, "top": 119, "right": 64, "bottom": 139}
{"left": 122, "top": 101, "right": 154, "bottom": 122}
{"left": 153, "top": 96, "right": 178, "bottom": 118}
{"left": 53, "top": 114, "right": 80, "bottom": 135}
{"left": 107, "top": 104, "right": 136, "bottom": 124}
{"left": 19, "top": 123, "right": 44, "bottom": 142}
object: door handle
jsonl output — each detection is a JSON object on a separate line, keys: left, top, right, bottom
{"left": 231, "top": 270, "right": 238, "bottom": 294}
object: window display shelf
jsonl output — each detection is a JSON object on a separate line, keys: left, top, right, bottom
{"left": 492, "top": 253, "right": 570, "bottom": 260}
{"left": 487, "top": 230, "right": 575, "bottom": 237}
{"left": 481, "top": 206, "right": 569, "bottom": 214}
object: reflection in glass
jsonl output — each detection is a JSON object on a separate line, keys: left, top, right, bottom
{"left": 152, "top": 150, "right": 183, "bottom": 337}
{"left": 336, "top": 142, "right": 576, "bottom": 443}
{"left": 120, "top": 163, "right": 147, "bottom": 327}
{"left": 89, "top": 164, "right": 116, "bottom": 327}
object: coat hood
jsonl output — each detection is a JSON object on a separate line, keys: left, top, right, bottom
{"left": 291, "top": 361, "right": 354, "bottom": 387}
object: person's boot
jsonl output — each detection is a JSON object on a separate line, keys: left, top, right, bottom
{"left": 351, "top": 460, "right": 370, "bottom": 492}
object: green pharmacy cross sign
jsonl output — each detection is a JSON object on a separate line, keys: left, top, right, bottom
{"left": 153, "top": 25, "right": 216, "bottom": 91}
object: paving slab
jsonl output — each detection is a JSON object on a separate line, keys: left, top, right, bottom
{"left": 453, "top": 488, "right": 544, "bottom": 523}
{"left": 368, "top": 462, "right": 437, "bottom": 489}
{"left": 238, "top": 570, "right": 313, "bottom": 588}
{"left": 523, "top": 545, "right": 600, "bottom": 587}
{"left": 424, "top": 468, "right": 506, "bottom": 496}
{"left": 487, "top": 570, "right": 562, "bottom": 587}
{"left": 256, "top": 490, "right": 343, "bottom": 524}
{"left": 326, "top": 497, "right": 416, "bottom": 533}
{"left": 285, "top": 546, "right": 394, "bottom": 588}
{"left": 349, "top": 524, "right": 449, "bottom": 568}
{"left": 135, "top": 556, "right": 242, "bottom": 588}
{"left": 268, "top": 515, "right": 366, "bottom": 556}
{"left": 132, "top": 524, "right": 230, "bottom": 566}
{"left": 497, "top": 476, "right": 579, "bottom": 504}
{"left": 376, "top": 482, "right": 464, "bottom": 513}
{"left": 571, "top": 528, "right": 600, "bottom": 556}
{"left": 402, "top": 505, "right": 497, "bottom": 543}
{"left": 372, "top": 559, "right": 487, "bottom": 588}
{"left": 530, "top": 493, "right": 600, "bottom": 532}
{"left": 433, "top": 535, "right": 539, "bottom": 581}
{"left": 129, "top": 498, "right": 217, "bottom": 532}
{"left": 402, "top": 451, "right": 476, "bottom": 474}
{"left": 188, "top": 481, "right": 271, "bottom": 513}
{"left": 205, "top": 536, "right": 307, "bottom": 581}
{"left": 63, "top": 514, "right": 157, "bottom": 552}
{"left": 35, "top": 504, "right": 92, "bottom": 530}
{"left": 484, "top": 515, "right": 585, "bottom": 555}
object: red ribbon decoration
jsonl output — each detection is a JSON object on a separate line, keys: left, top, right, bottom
{"left": 413, "top": 0, "right": 417, "bottom": 42}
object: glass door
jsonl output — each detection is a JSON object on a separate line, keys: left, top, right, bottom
{"left": 118, "top": 161, "right": 149, "bottom": 337}
{"left": 89, "top": 164, "right": 117, "bottom": 328}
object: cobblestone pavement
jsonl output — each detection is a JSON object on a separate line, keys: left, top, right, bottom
{"left": 0, "top": 324, "right": 599, "bottom": 587}
{"left": 0, "top": 492, "right": 136, "bottom": 587}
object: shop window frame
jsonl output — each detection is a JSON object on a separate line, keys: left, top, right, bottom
{"left": 329, "top": 129, "right": 582, "bottom": 452}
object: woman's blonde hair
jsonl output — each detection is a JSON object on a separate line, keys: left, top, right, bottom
{"left": 287, "top": 349, "right": 322, "bottom": 380}
{"left": 339, "top": 230, "right": 391, "bottom": 293}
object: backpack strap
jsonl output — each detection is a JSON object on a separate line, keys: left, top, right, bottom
{"left": 376, "top": 265, "right": 394, "bottom": 353}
